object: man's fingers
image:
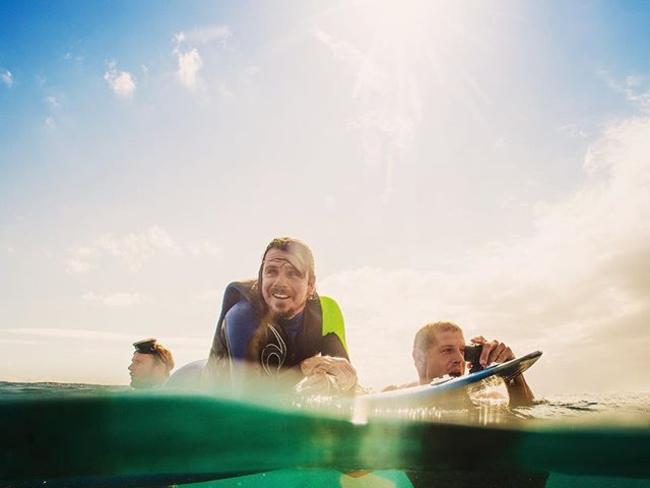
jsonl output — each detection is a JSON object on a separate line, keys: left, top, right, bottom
{"left": 489, "top": 342, "right": 506, "bottom": 363}
{"left": 481, "top": 341, "right": 516, "bottom": 365}
{"left": 494, "top": 347, "right": 514, "bottom": 363}
{"left": 479, "top": 341, "right": 496, "bottom": 366}
{"left": 314, "top": 356, "right": 356, "bottom": 377}
{"left": 319, "top": 357, "right": 358, "bottom": 391}
{"left": 333, "top": 358, "right": 356, "bottom": 377}
{"left": 492, "top": 344, "right": 509, "bottom": 363}
{"left": 300, "top": 354, "right": 327, "bottom": 375}
{"left": 472, "top": 337, "right": 518, "bottom": 366}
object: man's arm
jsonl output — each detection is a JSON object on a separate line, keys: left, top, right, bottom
{"left": 472, "top": 336, "right": 535, "bottom": 407}
{"left": 505, "top": 374, "right": 535, "bottom": 407}
{"left": 223, "top": 301, "right": 259, "bottom": 360}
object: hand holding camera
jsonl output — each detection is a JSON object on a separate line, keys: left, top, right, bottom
{"left": 465, "top": 336, "right": 516, "bottom": 373}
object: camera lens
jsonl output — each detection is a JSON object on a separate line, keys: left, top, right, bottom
{"left": 464, "top": 344, "right": 483, "bottom": 373}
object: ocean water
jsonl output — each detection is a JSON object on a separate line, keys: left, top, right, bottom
{"left": 1, "top": 380, "right": 649, "bottom": 488}
{"left": 0, "top": 380, "right": 128, "bottom": 396}
{"left": 3, "top": 379, "right": 648, "bottom": 427}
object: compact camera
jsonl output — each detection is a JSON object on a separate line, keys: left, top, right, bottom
{"left": 463, "top": 344, "right": 484, "bottom": 373}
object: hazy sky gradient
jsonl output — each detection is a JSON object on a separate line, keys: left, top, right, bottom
{"left": 1, "top": 1, "right": 649, "bottom": 393}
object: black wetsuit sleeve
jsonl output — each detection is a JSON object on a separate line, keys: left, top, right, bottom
{"left": 321, "top": 332, "right": 349, "bottom": 361}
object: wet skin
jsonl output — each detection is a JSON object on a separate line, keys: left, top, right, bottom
{"left": 415, "top": 330, "right": 467, "bottom": 384}
{"left": 128, "top": 352, "right": 166, "bottom": 389}
{"left": 261, "top": 248, "right": 315, "bottom": 320}
{"left": 413, "top": 330, "right": 535, "bottom": 406}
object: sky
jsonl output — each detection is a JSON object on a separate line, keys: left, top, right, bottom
{"left": 1, "top": 0, "right": 649, "bottom": 394}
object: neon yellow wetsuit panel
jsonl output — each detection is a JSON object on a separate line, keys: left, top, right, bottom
{"left": 320, "top": 296, "right": 349, "bottom": 355}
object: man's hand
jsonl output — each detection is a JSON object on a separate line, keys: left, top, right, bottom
{"left": 470, "top": 336, "right": 535, "bottom": 407}
{"left": 471, "top": 336, "right": 515, "bottom": 367}
{"left": 300, "top": 355, "right": 357, "bottom": 392}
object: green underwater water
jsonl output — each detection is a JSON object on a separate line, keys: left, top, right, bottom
{"left": 0, "top": 383, "right": 648, "bottom": 488}
{"left": 188, "top": 469, "right": 650, "bottom": 488}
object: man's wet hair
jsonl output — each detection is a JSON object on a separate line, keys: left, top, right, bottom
{"left": 133, "top": 338, "right": 175, "bottom": 373}
{"left": 413, "top": 321, "right": 463, "bottom": 353}
{"left": 257, "top": 237, "right": 316, "bottom": 286}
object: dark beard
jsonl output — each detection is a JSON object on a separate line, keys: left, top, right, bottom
{"left": 271, "top": 309, "right": 298, "bottom": 321}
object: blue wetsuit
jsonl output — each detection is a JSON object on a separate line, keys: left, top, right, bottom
{"left": 223, "top": 301, "right": 258, "bottom": 360}
{"left": 224, "top": 300, "right": 305, "bottom": 361}
{"left": 207, "top": 280, "right": 349, "bottom": 379}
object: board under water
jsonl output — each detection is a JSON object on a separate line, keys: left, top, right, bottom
{"left": 1, "top": 385, "right": 649, "bottom": 488}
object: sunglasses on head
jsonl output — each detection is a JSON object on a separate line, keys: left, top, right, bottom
{"left": 133, "top": 338, "right": 158, "bottom": 354}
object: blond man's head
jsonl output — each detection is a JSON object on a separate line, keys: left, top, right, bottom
{"left": 412, "top": 322, "right": 466, "bottom": 384}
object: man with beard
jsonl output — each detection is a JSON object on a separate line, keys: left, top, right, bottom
{"left": 205, "top": 237, "right": 356, "bottom": 392}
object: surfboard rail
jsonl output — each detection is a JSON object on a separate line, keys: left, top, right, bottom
{"left": 362, "top": 350, "right": 543, "bottom": 408}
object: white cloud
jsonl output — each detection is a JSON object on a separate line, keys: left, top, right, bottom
{"left": 187, "top": 240, "right": 222, "bottom": 258}
{"left": 175, "top": 25, "right": 231, "bottom": 45}
{"left": 0, "top": 338, "right": 38, "bottom": 345}
{"left": 601, "top": 70, "right": 650, "bottom": 113}
{"left": 1, "top": 328, "right": 206, "bottom": 352}
{"left": 175, "top": 48, "right": 203, "bottom": 89}
{"left": 65, "top": 257, "right": 94, "bottom": 274}
{"left": 97, "top": 226, "right": 180, "bottom": 257}
{"left": 4, "top": 328, "right": 134, "bottom": 342}
{"left": 1, "top": 69, "right": 13, "bottom": 87}
{"left": 625, "top": 75, "right": 644, "bottom": 87}
{"left": 67, "top": 226, "right": 178, "bottom": 272}
{"left": 245, "top": 65, "right": 261, "bottom": 77}
{"left": 628, "top": 90, "right": 650, "bottom": 112}
{"left": 493, "top": 137, "right": 506, "bottom": 150}
{"left": 320, "top": 116, "right": 650, "bottom": 393}
{"left": 65, "top": 226, "right": 222, "bottom": 273}
{"left": 242, "top": 65, "right": 261, "bottom": 86}
{"left": 43, "top": 96, "right": 61, "bottom": 129}
{"left": 194, "top": 288, "right": 222, "bottom": 303}
{"left": 313, "top": 27, "right": 363, "bottom": 65}
{"left": 82, "top": 291, "right": 145, "bottom": 308}
{"left": 325, "top": 195, "right": 337, "bottom": 209}
{"left": 171, "top": 24, "right": 231, "bottom": 91}
{"left": 64, "top": 52, "right": 84, "bottom": 63}
{"left": 45, "top": 96, "right": 60, "bottom": 109}
{"left": 217, "top": 82, "right": 234, "bottom": 100}
{"left": 559, "top": 124, "right": 588, "bottom": 139}
{"left": 104, "top": 62, "right": 136, "bottom": 98}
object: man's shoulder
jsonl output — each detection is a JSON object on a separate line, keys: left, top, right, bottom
{"left": 226, "top": 299, "right": 257, "bottom": 319}
{"left": 225, "top": 280, "right": 257, "bottom": 295}
{"left": 221, "top": 280, "right": 259, "bottom": 309}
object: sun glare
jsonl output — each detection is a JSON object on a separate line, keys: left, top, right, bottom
{"left": 348, "top": 0, "right": 480, "bottom": 47}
